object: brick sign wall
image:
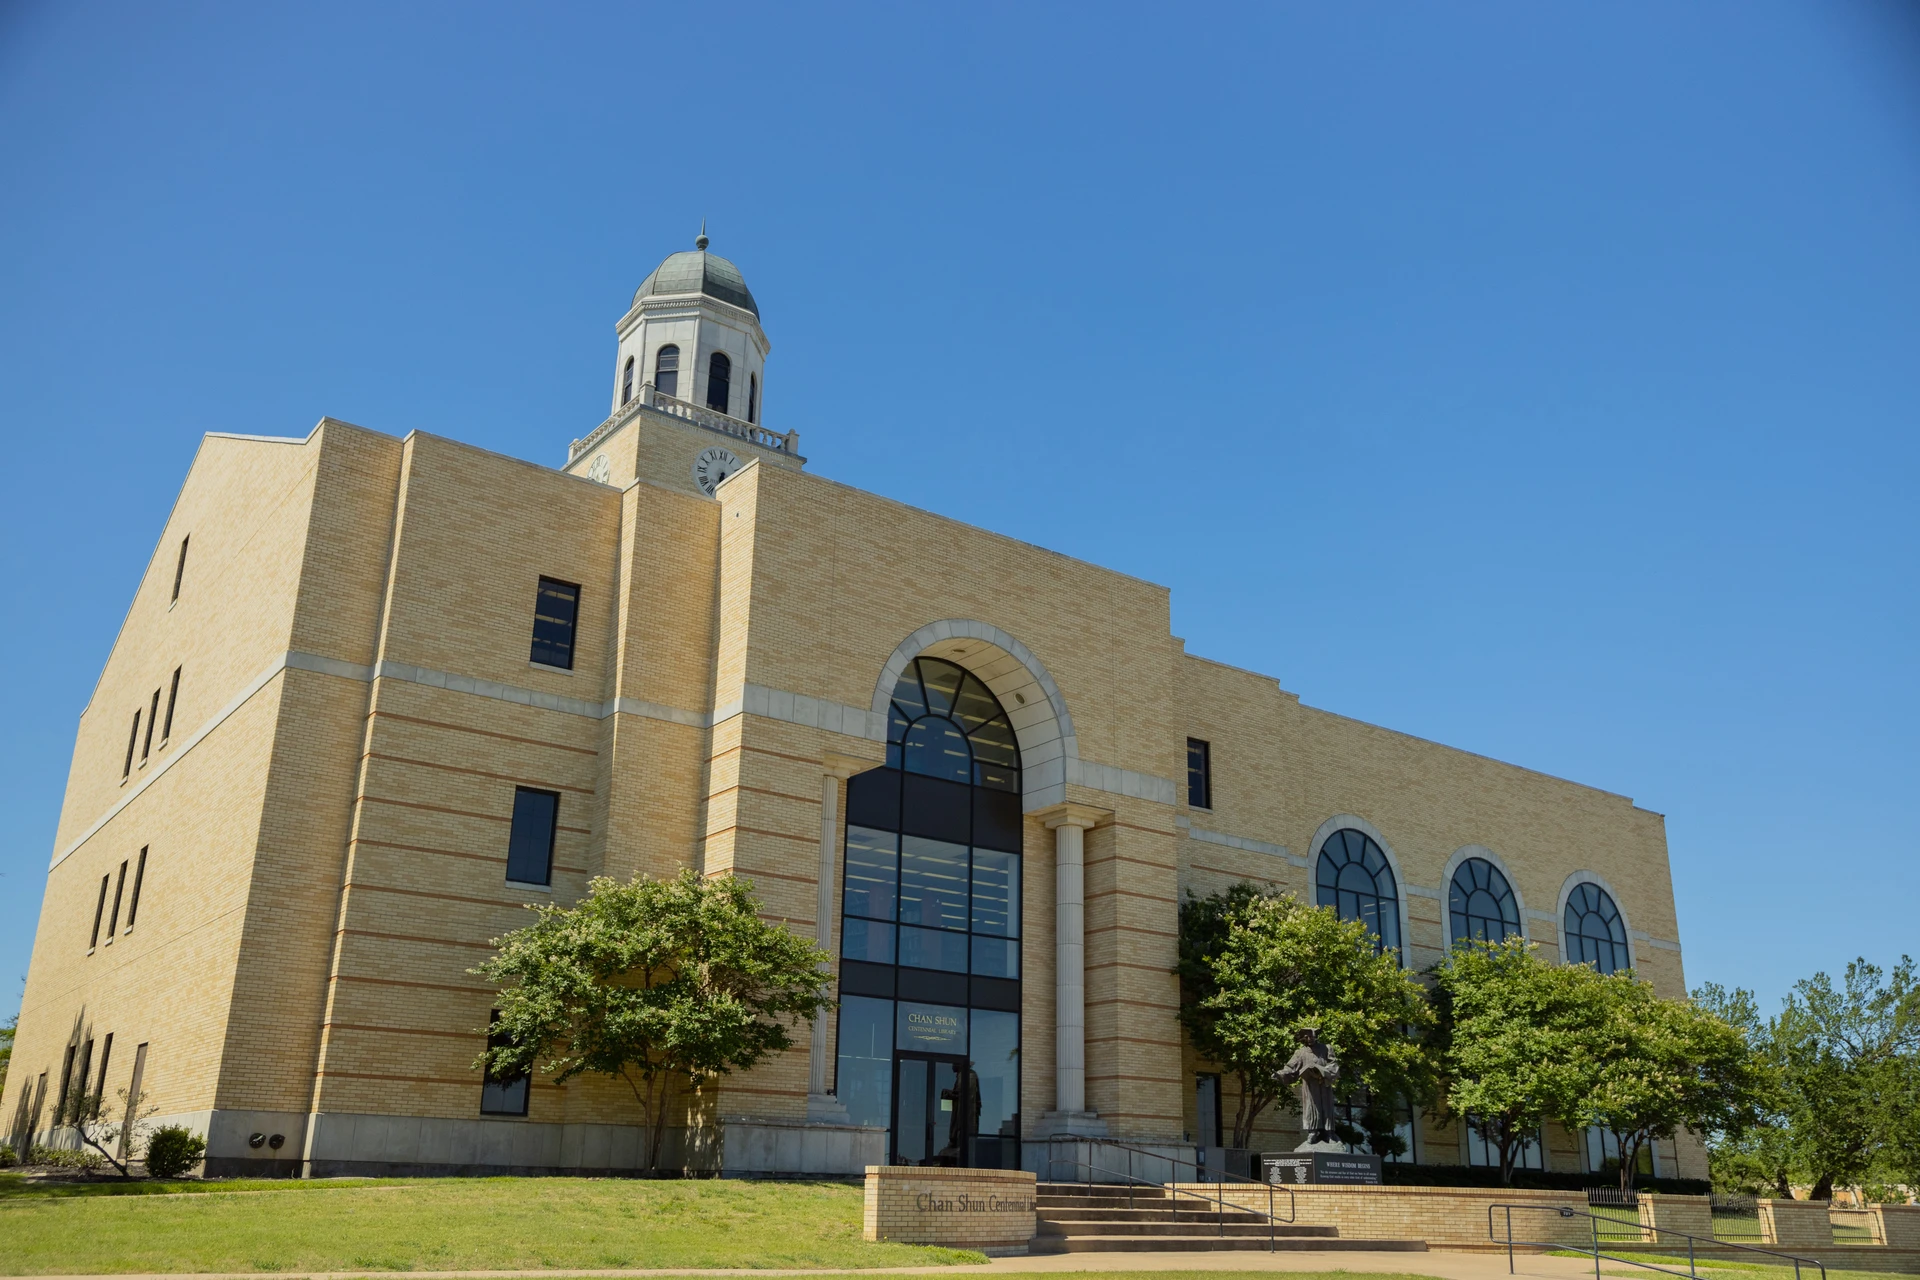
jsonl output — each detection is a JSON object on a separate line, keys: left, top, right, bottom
{"left": 863, "top": 1165, "right": 1038, "bottom": 1250}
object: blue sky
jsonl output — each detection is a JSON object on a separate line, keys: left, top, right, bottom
{"left": 2, "top": 3, "right": 1915, "bottom": 1027}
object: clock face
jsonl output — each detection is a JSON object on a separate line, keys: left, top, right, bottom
{"left": 692, "top": 446, "right": 742, "bottom": 496}
{"left": 586, "top": 453, "right": 612, "bottom": 484}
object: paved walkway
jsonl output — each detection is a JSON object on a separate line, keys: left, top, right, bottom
{"left": 38, "top": 1249, "right": 1623, "bottom": 1280}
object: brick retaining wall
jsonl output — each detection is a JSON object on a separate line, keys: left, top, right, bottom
{"left": 864, "top": 1165, "right": 1037, "bottom": 1250}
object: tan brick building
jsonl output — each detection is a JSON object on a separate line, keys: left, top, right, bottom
{"left": 3, "top": 236, "right": 1699, "bottom": 1180}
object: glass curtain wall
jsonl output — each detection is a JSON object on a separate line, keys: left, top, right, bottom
{"left": 834, "top": 657, "right": 1023, "bottom": 1168}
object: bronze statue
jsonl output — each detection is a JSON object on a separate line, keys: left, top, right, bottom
{"left": 1277, "top": 1026, "right": 1342, "bottom": 1148}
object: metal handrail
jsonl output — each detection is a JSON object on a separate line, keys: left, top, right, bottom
{"left": 1041, "top": 1135, "right": 1296, "bottom": 1252}
{"left": 1488, "top": 1201, "right": 1828, "bottom": 1280}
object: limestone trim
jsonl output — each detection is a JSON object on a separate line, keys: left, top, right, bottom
{"left": 1554, "top": 870, "right": 1637, "bottom": 970}
{"left": 1176, "top": 817, "right": 1306, "bottom": 868}
{"left": 1306, "top": 815, "right": 1414, "bottom": 963}
{"left": 1438, "top": 843, "right": 1532, "bottom": 951}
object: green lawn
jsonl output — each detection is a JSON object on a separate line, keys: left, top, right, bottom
{"left": 0, "top": 1175, "right": 983, "bottom": 1274}
{"left": 1575, "top": 1253, "right": 1919, "bottom": 1280}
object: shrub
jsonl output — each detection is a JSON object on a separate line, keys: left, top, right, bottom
{"left": 27, "top": 1145, "right": 105, "bottom": 1171}
{"left": 143, "top": 1127, "right": 206, "bottom": 1179}
{"left": 0, "top": 1143, "right": 15, "bottom": 1167}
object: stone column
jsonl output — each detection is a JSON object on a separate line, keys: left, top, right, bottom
{"left": 1032, "top": 803, "right": 1111, "bottom": 1137}
{"left": 806, "top": 756, "right": 863, "bottom": 1124}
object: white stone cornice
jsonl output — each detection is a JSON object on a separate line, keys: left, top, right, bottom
{"left": 1032, "top": 801, "right": 1112, "bottom": 830}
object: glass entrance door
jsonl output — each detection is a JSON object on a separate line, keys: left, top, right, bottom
{"left": 893, "top": 1053, "right": 974, "bottom": 1166}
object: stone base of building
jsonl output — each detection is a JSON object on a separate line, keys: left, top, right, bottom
{"left": 720, "top": 1115, "right": 886, "bottom": 1177}
{"left": 299, "top": 1111, "right": 716, "bottom": 1177}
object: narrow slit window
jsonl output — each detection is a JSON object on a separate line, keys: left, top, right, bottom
{"left": 505, "top": 787, "right": 560, "bottom": 886}
{"left": 90, "top": 875, "right": 110, "bottom": 949}
{"left": 654, "top": 344, "right": 680, "bottom": 399}
{"left": 93, "top": 1034, "right": 113, "bottom": 1113}
{"left": 481, "top": 1010, "right": 530, "bottom": 1116}
{"left": 706, "top": 351, "right": 731, "bottom": 414}
{"left": 528, "top": 577, "right": 580, "bottom": 670}
{"left": 56, "top": 1046, "right": 76, "bottom": 1121}
{"left": 747, "top": 373, "right": 759, "bottom": 424}
{"left": 107, "top": 861, "right": 128, "bottom": 937}
{"left": 125, "top": 847, "right": 148, "bottom": 930}
{"left": 72, "top": 1039, "right": 94, "bottom": 1122}
{"left": 162, "top": 667, "right": 181, "bottom": 742}
{"left": 142, "top": 689, "right": 161, "bottom": 761}
{"left": 1186, "top": 738, "right": 1212, "bottom": 809}
{"left": 171, "top": 536, "right": 189, "bottom": 602}
{"left": 123, "top": 710, "right": 141, "bottom": 779}
{"left": 622, "top": 355, "right": 635, "bottom": 405}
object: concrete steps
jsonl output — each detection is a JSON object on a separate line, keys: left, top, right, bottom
{"left": 1031, "top": 1182, "right": 1429, "bottom": 1255}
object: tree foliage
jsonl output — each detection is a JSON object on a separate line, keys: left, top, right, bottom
{"left": 54, "top": 1085, "right": 157, "bottom": 1179}
{"left": 1176, "top": 885, "right": 1433, "bottom": 1150}
{"left": 1695, "top": 957, "right": 1920, "bottom": 1199}
{"left": 475, "top": 869, "right": 834, "bottom": 1171}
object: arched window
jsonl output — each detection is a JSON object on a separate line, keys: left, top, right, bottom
{"left": 1448, "top": 857, "right": 1522, "bottom": 947}
{"left": 1563, "top": 882, "right": 1630, "bottom": 974}
{"left": 1315, "top": 829, "right": 1400, "bottom": 957}
{"left": 747, "top": 373, "right": 759, "bottom": 424}
{"left": 622, "top": 356, "right": 635, "bottom": 405}
{"left": 654, "top": 345, "right": 680, "bottom": 399}
{"left": 707, "top": 351, "right": 731, "bottom": 414}
{"left": 837, "top": 656, "right": 1023, "bottom": 1171}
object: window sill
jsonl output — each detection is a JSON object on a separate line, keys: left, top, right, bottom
{"left": 528, "top": 661, "right": 574, "bottom": 677}
{"left": 504, "top": 879, "right": 553, "bottom": 894}
{"left": 479, "top": 1111, "right": 531, "bottom": 1121}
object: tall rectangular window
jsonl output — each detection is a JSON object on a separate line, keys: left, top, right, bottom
{"left": 141, "top": 689, "right": 160, "bottom": 761}
{"left": 480, "top": 1011, "right": 529, "bottom": 1116}
{"left": 1187, "top": 737, "right": 1212, "bottom": 809}
{"left": 162, "top": 667, "right": 181, "bottom": 742}
{"left": 93, "top": 1034, "right": 113, "bottom": 1112}
{"left": 528, "top": 577, "right": 580, "bottom": 670}
{"left": 123, "top": 710, "right": 141, "bottom": 778}
{"left": 73, "top": 1039, "right": 94, "bottom": 1122}
{"left": 126, "top": 847, "right": 148, "bottom": 930}
{"left": 171, "top": 535, "right": 189, "bottom": 602}
{"left": 505, "top": 787, "right": 560, "bottom": 885}
{"left": 56, "top": 1045, "right": 76, "bottom": 1122}
{"left": 107, "top": 861, "right": 128, "bottom": 937}
{"left": 90, "top": 875, "right": 110, "bottom": 949}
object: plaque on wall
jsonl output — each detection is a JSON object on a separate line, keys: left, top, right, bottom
{"left": 1261, "top": 1151, "right": 1383, "bottom": 1185}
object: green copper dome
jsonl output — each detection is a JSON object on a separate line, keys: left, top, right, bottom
{"left": 632, "top": 230, "right": 759, "bottom": 318}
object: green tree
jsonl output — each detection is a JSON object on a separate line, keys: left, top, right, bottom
{"left": 54, "top": 1085, "right": 158, "bottom": 1179}
{"left": 1579, "top": 972, "right": 1766, "bottom": 1191}
{"left": 0, "top": 1013, "right": 14, "bottom": 1100}
{"left": 1430, "top": 936, "right": 1609, "bottom": 1185}
{"left": 475, "top": 869, "right": 834, "bottom": 1172}
{"left": 1175, "top": 885, "right": 1433, "bottom": 1151}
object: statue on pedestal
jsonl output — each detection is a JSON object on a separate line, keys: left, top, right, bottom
{"left": 1277, "top": 1026, "right": 1344, "bottom": 1150}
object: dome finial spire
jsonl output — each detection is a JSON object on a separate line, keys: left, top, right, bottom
{"left": 695, "top": 218, "right": 709, "bottom": 251}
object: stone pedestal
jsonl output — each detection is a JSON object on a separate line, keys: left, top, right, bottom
{"left": 1758, "top": 1198, "right": 1835, "bottom": 1249}
{"left": 1872, "top": 1204, "right": 1920, "bottom": 1249}
{"left": 863, "top": 1164, "right": 1037, "bottom": 1253}
{"left": 1639, "top": 1194, "right": 1713, "bottom": 1245}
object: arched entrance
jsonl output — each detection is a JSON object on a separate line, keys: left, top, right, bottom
{"left": 834, "top": 655, "right": 1024, "bottom": 1168}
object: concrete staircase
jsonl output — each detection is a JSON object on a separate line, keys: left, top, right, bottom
{"left": 1032, "top": 1183, "right": 1430, "bottom": 1253}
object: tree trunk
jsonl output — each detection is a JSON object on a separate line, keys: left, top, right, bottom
{"left": 1809, "top": 1173, "right": 1834, "bottom": 1201}
{"left": 1774, "top": 1169, "right": 1793, "bottom": 1199}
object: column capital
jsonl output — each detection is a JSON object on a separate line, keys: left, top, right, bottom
{"left": 822, "top": 750, "right": 876, "bottom": 780}
{"left": 1033, "top": 801, "right": 1112, "bottom": 831}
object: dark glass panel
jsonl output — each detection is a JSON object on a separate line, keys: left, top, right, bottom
{"left": 1317, "top": 829, "right": 1400, "bottom": 958}
{"left": 845, "top": 768, "right": 901, "bottom": 831}
{"left": 971, "top": 936, "right": 1020, "bottom": 979}
{"left": 1187, "top": 738, "right": 1211, "bottom": 809}
{"left": 895, "top": 1057, "right": 930, "bottom": 1163}
{"left": 900, "top": 836, "right": 969, "bottom": 930}
{"left": 481, "top": 1012, "right": 530, "bottom": 1116}
{"left": 706, "top": 351, "right": 731, "bottom": 413}
{"left": 835, "top": 995, "right": 893, "bottom": 1129}
{"left": 969, "top": 714, "right": 1019, "bottom": 769}
{"left": 969, "top": 974, "right": 1022, "bottom": 1011}
{"left": 970, "top": 849, "right": 1019, "bottom": 937}
{"left": 901, "top": 772, "right": 970, "bottom": 844}
{"left": 841, "top": 918, "right": 896, "bottom": 965}
{"left": 918, "top": 658, "right": 965, "bottom": 717}
{"left": 842, "top": 825, "right": 899, "bottom": 921}
{"left": 1564, "top": 883, "right": 1629, "bottom": 974}
{"left": 896, "top": 1002, "right": 967, "bottom": 1054}
{"left": 654, "top": 344, "right": 680, "bottom": 398}
{"left": 971, "top": 1007, "right": 1020, "bottom": 1142}
{"left": 898, "top": 965, "right": 968, "bottom": 1005}
{"left": 505, "top": 788, "right": 559, "bottom": 885}
{"left": 972, "top": 786, "right": 1022, "bottom": 853}
{"left": 899, "top": 925, "right": 968, "bottom": 972}
{"left": 950, "top": 673, "right": 1000, "bottom": 735}
{"left": 839, "top": 959, "right": 896, "bottom": 998}
{"left": 888, "top": 704, "right": 912, "bottom": 746}
{"left": 529, "top": 577, "right": 580, "bottom": 669}
{"left": 903, "top": 717, "right": 971, "bottom": 783}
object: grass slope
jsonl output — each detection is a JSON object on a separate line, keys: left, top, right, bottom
{"left": 0, "top": 1175, "right": 982, "bottom": 1274}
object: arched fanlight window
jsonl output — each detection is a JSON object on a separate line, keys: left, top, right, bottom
{"left": 622, "top": 356, "right": 635, "bottom": 405}
{"left": 747, "top": 373, "right": 759, "bottom": 424}
{"left": 654, "top": 345, "right": 680, "bottom": 399}
{"left": 1315, "top": 829, "right": 1400, "bottom": 957}
{"left": 707, "top": 351, "right": 732, "bottom": 414}
{"left": 1449, "top": 857, "right": 1522, "bottom": 947}
{"left": 1563, "top": 882, "right": 1630, "bottom": 974}
{"left": 885, "top": 656, "right": 1020, "bottom": 792}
